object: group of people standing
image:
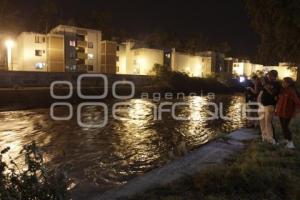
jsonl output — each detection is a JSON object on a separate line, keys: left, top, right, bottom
{"left": 246, "top": 70, "right": 300, "bottom": 149}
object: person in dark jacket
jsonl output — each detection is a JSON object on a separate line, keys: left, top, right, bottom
{"left": 257, "top": 70, "right": 281, "bottom": 144}
{"left": 246, "top": 75, "right": 263, "bottom": 128}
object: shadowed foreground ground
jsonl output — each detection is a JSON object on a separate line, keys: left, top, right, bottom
{"left": 131, "top": 117, "right": 300, "bottom": 200}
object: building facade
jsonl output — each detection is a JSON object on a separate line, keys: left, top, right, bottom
{"left": 50, "top": 25, "right": 102, "bottom": 73}
{"left": 117, "top": 41, "right": 164, "bottom": 75}
{"left": 171, "top": 49, "right": 204, "bottom": 77}
{"left": 232, "top": 61, "right": 297, "bottom": 80}
{"left": 117, "top": 41, "right": 218, "bottom": 77}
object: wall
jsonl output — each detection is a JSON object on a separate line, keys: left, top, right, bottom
{"left": 172, "top": 51, "right": 203, "bottom": 77}
{"left": 100, "top": 41, "right": 117, "bottom": 74}
{"left": 14, "top": 32, "right": 48, "bottom": 72}
{"left": 0, "top": 71, "right": 154, "bottom": 88}
{"left": 117, "top": 42, "right": 164, "bottom": 75}
{"left": 86, "top": 30, "right": 102, "bottom": 73}
{"left": 133, "top": 48, "right": 164, "bottom": 75}
{"left": 116, "top": 44, "right": 127, "bottom": 74}
{"left": 47, "top": 34, "right": 65, "bottom": 72}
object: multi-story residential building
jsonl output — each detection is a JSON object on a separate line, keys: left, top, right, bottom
{"left": 233, "top": 61, "right": 297, "bottom": 80}
{"left": 100, "top": 40, "right": 117, "bottom": 74}
{"left": 7, "top": 25, "right": 104, "bottom": 73}
{"left": 117, "top": 41, "right": 218, "bottom": 77}
{"left": 199, "top": 51, "right": 225, "bottom": 74}
{"left": 50, "top": 25, "right": 102, "bottom": 73}
{"left": 117, "top": 41, "right": 164, "bottom": 75}
{"left": 232, "top": 60, "right": 263, "bottom": 77}
{"left": 171, "top": 49, "right": 204, "bottom": 77}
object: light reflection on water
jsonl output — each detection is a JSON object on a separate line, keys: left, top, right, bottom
{"left": 0, "top": 95, "right": 246, "bottom": 196}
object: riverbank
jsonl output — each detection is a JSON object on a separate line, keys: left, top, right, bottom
{"left": 130, "top": 117, "right": 300, "bottom": 200}
{"left": 88, "top": 129, "right": 259, "bottom": 200}
{"left": 0, "top": 71, "right": 242, "bottom": 111}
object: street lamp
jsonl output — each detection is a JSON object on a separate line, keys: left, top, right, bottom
{"left": 5, "top": 39, "right": 15, "bottom": 71}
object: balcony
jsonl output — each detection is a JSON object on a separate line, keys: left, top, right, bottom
{"left": 77, "top": 41, "right": 87, "bottom": 48}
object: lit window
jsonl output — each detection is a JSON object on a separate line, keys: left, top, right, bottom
{"left": 35, "top": 50, "right": 43, "bottom": 56}
{"left": 70, "top": 41, "right": 76, "bottom": 47}
{"left": 88, "top": 54, "right": 94, "bottom": 59}
{"left": 36, "top": 63, "right": 46, "bottom": 69}
{"left": 88, "top": 42, "right": 93, "bottom": 48}
{"left": 35, "top": 36, "right": 45, "bottom": 43}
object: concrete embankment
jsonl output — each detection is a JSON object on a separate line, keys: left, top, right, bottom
{"left": 0, "top": 71, "right": 238, "bottom": 110}
{"left": 0, "top": 71, "right": 155, "bottom": 109}
{"left": 88, "top": 129, "right": 259, "bottom": 200}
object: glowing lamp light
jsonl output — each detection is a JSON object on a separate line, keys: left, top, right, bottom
{"left": 5, "top": 39, "right": 15, "bottom": 49}
{"left": 239, "top": 76, "right": 246, "bottom": 83}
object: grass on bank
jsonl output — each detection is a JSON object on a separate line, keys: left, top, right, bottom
{"left": 132, "top": 117, "right": 300, "bottom": 200}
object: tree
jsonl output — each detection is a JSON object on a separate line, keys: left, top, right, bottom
{"left": 0, "top": 0, "right": 20, "bottom": 32}
{"left": 183, "top": 34, "right": 209, "bottom": 54}
{"left": 81, "top": 11, "right": 113, "bottom": 39}
{"left": 36, "top": 0, "right": 59, "bottom": 33}
{"left": 245, "top": 0, "right": 300, "bottom": 79}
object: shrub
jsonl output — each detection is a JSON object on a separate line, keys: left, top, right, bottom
{"left": 0, "top": 142, "right": 70, "bottom": 200}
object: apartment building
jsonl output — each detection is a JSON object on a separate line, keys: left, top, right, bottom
{"left": 232, "top": 61, "right": 297, "bottom": 80}
{"left": 50, "top": 25, "right": 102, "bottom": 73}
{"left": 233, "top": 60, "right": 263, "bottom": 77}
{"left": 5, "top": 25, "right": 103, "bottom": 72}
{"left": 117, "top": 41, "right": 164, "bottom": 75}
{"left": 199, "top": 51, "right": 225, "bottom": 74}
{"left": 171, "top": 49, "right": 204, "bottom": 77}
{"left": 117, "top": 41, "right": 220, "bottom": 77}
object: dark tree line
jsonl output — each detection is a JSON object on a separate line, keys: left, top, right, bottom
{"left": 245, "top": 0, "right": 300, "bottom": 69}
{"left": 0, "top": 0, "right": 232, "bottom": 54}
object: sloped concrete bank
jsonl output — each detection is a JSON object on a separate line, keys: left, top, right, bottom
{"left": 89, "top": 128, "right": 259, "bottom": 200}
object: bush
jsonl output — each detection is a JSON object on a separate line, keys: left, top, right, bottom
{"left": 0, "top": 142, "right": 70, "bottom": 200}
{"left": 151, "top": 64, "right": 232, "bottom": 93}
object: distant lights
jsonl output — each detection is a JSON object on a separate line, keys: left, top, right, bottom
{"left": 239, "top": 76, "right": 246, "bottom": 83}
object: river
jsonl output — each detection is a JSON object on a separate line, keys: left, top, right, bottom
{"left": 0, "top": 94, "right": 246, "bottom": 197}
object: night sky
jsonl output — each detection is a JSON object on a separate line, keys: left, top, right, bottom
{"left": 15, "top": 0, "right": 259, "bottom": 58}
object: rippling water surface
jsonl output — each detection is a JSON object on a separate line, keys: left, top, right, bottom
{"left": 0, "top": 95, "right": 246, "bottom": 196}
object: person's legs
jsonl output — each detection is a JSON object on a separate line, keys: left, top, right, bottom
{"left": 279, "top": 117, "right": 292, "bottom": 141}
{"left": 258, "top": 106, "right": 267, "bottom": 141}
{"left": 264, "top": 106, "right": 276, "bottom": 144}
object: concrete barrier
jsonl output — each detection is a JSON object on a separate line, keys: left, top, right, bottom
{"left": 0, "top": 71, "right": 155, "bottom": 88}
